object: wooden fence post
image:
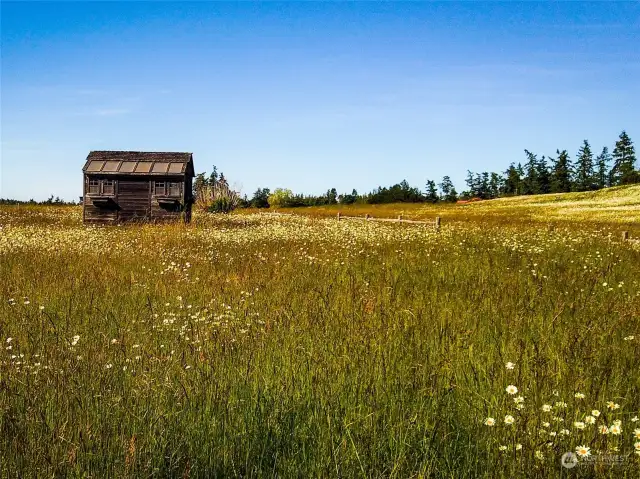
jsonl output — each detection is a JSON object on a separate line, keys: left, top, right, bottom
{"left": 435, "top": 216, "right": 441, "bottom": 230}
{"left": 398, "top": 214, "right": 403, "bottom": 222}
{"left": 337, "top": 212, "right": 341, "bottom": 221}
{"left": 365, "top": 214, "right": 370, "bottom": 220}
{"left": 622, "top": 231, "right": 629, "bottom": 241}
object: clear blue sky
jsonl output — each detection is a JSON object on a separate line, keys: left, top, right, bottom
{"left": 2, "top": 1, "right": 639, "bottom": 201}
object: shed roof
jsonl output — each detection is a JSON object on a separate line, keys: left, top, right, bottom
{"left": 83, "top": 151, "right": 194, "bottom": 177}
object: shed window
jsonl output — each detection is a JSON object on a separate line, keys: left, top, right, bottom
{"left": 154, "top": 181, "right": 166, "bottom": 196}
{"left": 168, "top": 182, "right": 181, "bottom": 196}
{"left": 103, "top": 179, "right": 115, "bottom": 195}
{"left": 89, "top": 179, "right": 100, "bottom": 194}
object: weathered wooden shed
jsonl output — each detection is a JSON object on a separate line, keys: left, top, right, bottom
{"left": 82, "top": 151, "right": 195, "bottom": 224}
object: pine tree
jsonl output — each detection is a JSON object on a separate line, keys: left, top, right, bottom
{"left": 208, "top": 166, "right": 219, "bottom": 186}
{"left": 523, "top": 150, "right": 539, "bottom": 195}
{"left": 503, "top": 164, "right": 521, "bottom": 195}
{"left": 425, "top": 180, "right": 439, "bottom": 203}
{"left": 550, "top": 150, "right": 572, "bottom": 193}
{"left": 595, "top": 147, "right": 611, "bottom": 189}
{"left": 610, "top": 131, "right": 638, "bottom": 185}
{"left": 489, "top": 172, "right": 502, "bottom": 198}
{"left": 465, "top": 171, "right": 478, "bottom": 197}
{"left": 439, "top": 176, "right": 458, "bottom": 202}
{"left": 193, "top": 173, "right": 207, "bottom": 199}
{"left": 573, "top": 140, "right": 595, "bottom": 191}
{"left": 479, "top": 172, "right": 490, "bottom": 199}
{"left": 326, "top": 188, "right": 338, "bottom": 204}
{"left": 536, "top": 156, "right": 551, "bottom": 194}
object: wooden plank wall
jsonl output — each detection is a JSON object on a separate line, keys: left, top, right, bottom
{"left": 83, "top": 197, "right": 118, "bottom": 224}
{"left": 118, "top": 180, "right": 150, "bottom": 222}
{"left": 83, "top": 176, "right": 191, "bottom": 224}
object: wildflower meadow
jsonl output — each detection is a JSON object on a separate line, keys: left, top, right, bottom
{"left": 1, "top": 198, "right": 639, "bottom": 477}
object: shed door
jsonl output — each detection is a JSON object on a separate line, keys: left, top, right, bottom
{"left": 118, "top": 180, "right": 150, "bottom": 221}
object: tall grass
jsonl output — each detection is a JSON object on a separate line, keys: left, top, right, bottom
{"left": 247, "top": 184, "right": 640, "bottom": 234}
{"left": 1, "top": 205, "right": 639, "bottom": 477}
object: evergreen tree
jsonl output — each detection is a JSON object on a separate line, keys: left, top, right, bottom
{"left": 208, "top": 166, "right": 219, "bottom": 186}
{"left": 489, "top": 172, "right": 502, "bottom": 198}
{"left": 515, "top": 163, "right": 525, "bottom": 194}
{"left": 550, "top": 150, "right": 572, "bottom": 193}
{"left": 610, "top": 131, "right": 638, "bottom": 185}
{"left": 573, "top": 140, "right": 595, "bottom": 191}
{"left": 523, "top": 150, "right": 539, "bottom": 195}
{"left": 439, "top": 176, "right": 458, "bottom": 202}
{"left": 193, "top": 172, "right": 207, "bottom": 199}
{"left": 536, "top": 156, "right": 551, "bottom": 194}
{"left": 465, "top": 171, "right": 477, "bottom": 197}
{"left": 218, "top": 172, "right": 228, "bottom": 188}
{"left": 425, "top": 180, "right": 439, "bottom": 203}
{"left": 479, "top": 172, "right": 490, "bottom": 199}
{"left": 595, "top": 147, "right": 611, "bottom": 189}
{"left": 503, "top": 164, "right": 521, "bottom": 195}
{"left": 250, "top": 188, "right": 270, "bottom": 208}
{"left": 326, "top": 188, "right": 338, "bottom": 204}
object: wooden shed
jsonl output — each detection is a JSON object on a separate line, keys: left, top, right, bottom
{"left": 82, "top": 151, "right": 195, "bottom": 224}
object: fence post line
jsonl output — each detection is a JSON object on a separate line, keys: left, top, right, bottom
{"left": 398, "top": 214, "right": 402, "bottom": 222}
{"left": 622, "top": 231, "right": 629, "bottom": 241}
{"left": 435, "top": 216, "right": 441, "bottom": 230}
{"left": 365, "top": 214, "right": 370, "bottom": 220}
{"left": 337, "top": 212, "right": 341, "bottom": 221}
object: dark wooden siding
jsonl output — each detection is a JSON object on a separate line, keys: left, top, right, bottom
{"left": 83, "top": 171, "right": 193, "bottom": 224}
{"left": 84, "top": 197, "right": 118, "bottom": 223}
{"left": 83, "top": 175, "right": 118, "bottom": 224}
{"left": 118, "top": 179, "right": 150, "bottom": 222}
{"left": 150, "top": 179, "right": 184, "bottom": 222}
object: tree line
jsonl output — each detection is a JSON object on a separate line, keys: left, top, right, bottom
{"left": 463, "top": 130, "right": 638, "bottom": 200}
{"left": 0, "top": 195, "right": 78, "bottom": 206}
{"left": 215, "top": 130, "right": 637, "bottom": 208}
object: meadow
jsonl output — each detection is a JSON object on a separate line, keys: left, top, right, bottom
{"left": 1, "top": 189, "right": 640, "bottom": 477}
{"left": 256, "top": 185, "right": 640, "bottom": 232}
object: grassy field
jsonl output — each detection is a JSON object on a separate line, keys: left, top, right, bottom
{"left": 1, "top": 190, "right": 640, "bottom": 477}
{"left": 253, "top": 185, "right": 640, "bottom": 233}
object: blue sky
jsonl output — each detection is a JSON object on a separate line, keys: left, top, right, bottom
{"left": 2, "top": 1, "right": 639, "bottom": 201}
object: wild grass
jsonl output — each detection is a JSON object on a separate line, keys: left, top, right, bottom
{"left": 1, "top": 199, "right": 639, "bottom": 477}
{"left": 249, "top": 185, "right": 640, "bottom": 234}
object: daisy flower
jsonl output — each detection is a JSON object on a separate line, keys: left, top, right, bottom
{"left": 504, "top": 415, "right": 515, "bottom": 425}
{"left": 575, "top": 445, "right": 591, "bottom": 458}
{"left": 506, "top": 385, "right": 518, "bottom": 395}
{"left": 484, "top": 417, "right": 495, "bottom": 426}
